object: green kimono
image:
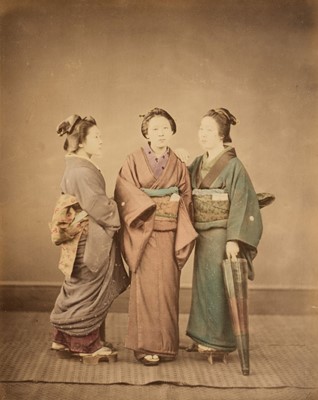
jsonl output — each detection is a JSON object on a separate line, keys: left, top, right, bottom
{"left": 186, "top": 146, "right": 263, "bottom": 352}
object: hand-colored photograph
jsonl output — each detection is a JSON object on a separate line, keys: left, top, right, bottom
{"left": 0, "top": 1, "right": 317, "bottom": 399}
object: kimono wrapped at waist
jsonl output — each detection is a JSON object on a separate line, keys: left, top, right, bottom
{"left": 141, "top": 186, "right": 180, "bottom": 231}
{"left": 192, "top": 188, "right": 230, "bottom": 223}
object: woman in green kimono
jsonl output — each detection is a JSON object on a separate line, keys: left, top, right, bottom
{"left": 186, "top": 108, "right": 263, "bottom": 361}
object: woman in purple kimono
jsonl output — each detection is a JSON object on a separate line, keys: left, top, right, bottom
{"left": 186, "top": 108, "right": 263, "bottom": 363}
{"left": 50, "top": 115, "right": 129, "bottom": 364}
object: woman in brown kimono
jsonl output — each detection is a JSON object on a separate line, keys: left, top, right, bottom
{"left": 50, "top": 115, "right": 129, "bottom": 364}
{"left": 115, "top": 108, "right": 197, "bottom": 366}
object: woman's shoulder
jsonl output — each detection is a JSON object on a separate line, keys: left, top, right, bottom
{"left": 228, "top": 154, "right": 245, "bottom": 168}
{"left": 193, "top": 154, "right": 204, "bottom": 164}
{"left": 124, "top": 147, "right": 144, "bottom": 161}
{"left": 169, "top": 148, "right": 191, "bottom": 170}
{"left": 65, "top": 155, "right": 99, "bottom": 171}
{"left": 226, "top": 155, "right": 252, "bottom": 179}
{"left": 64, "top": 156, "right": 101, "bottom": 181}
{"left": 187, "top": 154, "right": 203, "bottom": 172}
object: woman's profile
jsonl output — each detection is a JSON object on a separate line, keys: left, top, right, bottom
{"left": 50, "top": 114, "right": 129, "bottom": 364}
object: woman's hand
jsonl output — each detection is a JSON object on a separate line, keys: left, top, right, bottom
{"left": 170, "top": 193, "right": 180, "bottom": 202}
{"left": 174, "top": 148, "right": 190, "bottom": 164}
{"left": 226, "top": 241, "right": 240, "bottom": 262}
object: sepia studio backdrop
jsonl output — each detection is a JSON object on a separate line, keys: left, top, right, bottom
{"left": 0, "top": 0, "right": 317, "bottom": 295}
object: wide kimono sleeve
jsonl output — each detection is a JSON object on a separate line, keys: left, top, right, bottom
{"left": 114, "top": 156, "right": 156, "bottom": 272}
{"left": 174, "top": 160, "right": 197, "bottom": 269}
{"left": 178, "top": 160, "right": 194, "bottom": 221}
{"left": 226, "top": 161, "right": 262, "bottom": 247}
{"left": 63, "top": 166, "right": 120, "bottom": 232}
{"left": 225, "top": 160, "right": 263, "bottom": 279}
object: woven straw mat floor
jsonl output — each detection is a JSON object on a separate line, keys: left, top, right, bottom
{"left": 0, "top": 312, "right": 317, "bottom": 389}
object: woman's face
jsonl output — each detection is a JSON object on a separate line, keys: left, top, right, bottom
{"left": 80, "top": 125, "right": 103, "bottom": 157}
{"left": 198, "top": 116, "right": 222, "bottom": 150}
{"left": 146, "top": 116, "right": 173, "bottom": 151}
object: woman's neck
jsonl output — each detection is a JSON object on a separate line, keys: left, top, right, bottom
{"left": 74, "top": 148, "right": 92, "bottom": 159}
{"left": 149, "top": 144, "right": 167, "bottom": 156}
{"left": 206, "top": 143, "right": 225, "bottom": 160}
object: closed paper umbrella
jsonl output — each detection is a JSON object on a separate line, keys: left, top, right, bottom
{"left": 222, "top": 258, "right": 250, "bottom": 375}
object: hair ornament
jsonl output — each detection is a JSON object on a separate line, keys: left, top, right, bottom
{"left": 82, "top": 116, "right": 96, "bottom": 124}
{"left": 56, "top": 115, "right": 81, "bottom": 136}
{"left": 56, "top": 115, "right": 97, "bottom": 137}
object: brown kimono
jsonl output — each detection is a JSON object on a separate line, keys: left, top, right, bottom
{"left": 115, "top": 148, "right": 197, "bottom": 358}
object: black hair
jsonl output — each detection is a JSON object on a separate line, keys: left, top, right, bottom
{"left": 141, "top": 108, "right": 176, "bottom": 138}
{"left": 203, "top": 108, "right": 237, "bottom": 143}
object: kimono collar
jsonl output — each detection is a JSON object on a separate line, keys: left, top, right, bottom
{"left": 143, "top": 144, "right": 170, "bottom": 179}
{"left": 195, "top": 145, "right": 236, "bottom": 189}
{"left": 65, "top": 153, "right": 101, "bottom": 171}
{"left": 202, "top": 145, "right": 234, "bottom": 166}
{"left": 143, "top": 143, "right": 170, "bottom": 159}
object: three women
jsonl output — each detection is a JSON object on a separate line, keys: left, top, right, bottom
{"left": 50, "top": 107, "right": 263, "bottom": 366}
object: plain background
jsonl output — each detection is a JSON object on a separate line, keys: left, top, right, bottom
{"left": 0, "top": 0, "right": 317, "bottom": 290}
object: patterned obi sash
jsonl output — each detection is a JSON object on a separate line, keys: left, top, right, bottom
{"left": 192, "top": 188, "right": 230, "bottom": 223}
{"left": 141, "top": 186, "right": 179, "bottom": 230}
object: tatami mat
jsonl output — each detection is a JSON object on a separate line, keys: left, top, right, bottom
{"left": 1, "top": 383, "right": 317, "bottom": 400}
{"left": 0, "top": 312, "right": 317, "bottom": 389}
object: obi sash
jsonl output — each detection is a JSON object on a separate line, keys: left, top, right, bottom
{"left": 192, "top": 188, "right": 230, "bottom": 223}
{"left": 141, "top": 186, "right": 180, "bottom": 230}
{"left": 50, "top": 194, "right": 88, "bottom": 246}
{"left": 49, "top": 193, "right": 89, "bottom": 278}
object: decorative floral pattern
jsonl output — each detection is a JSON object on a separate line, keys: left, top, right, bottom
{"left": 193, "top": 196, "right": 229, "bottom": 222}
{"left": 49, "top": 194, "right": 88, "bottom": 278}
{"left": 152, "top": 195, "right": 180, "bottom": 221}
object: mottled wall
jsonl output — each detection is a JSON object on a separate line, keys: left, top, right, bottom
{"left": 1, "top": 0, "right": 317, "bottom": 288}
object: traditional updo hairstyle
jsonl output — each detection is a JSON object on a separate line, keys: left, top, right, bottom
{"left": 140, "top": 107, "right": 177, "bottom": 138}
{"left": 56, "top": 115, "right": 97, "bottom": 153}
{"left": 203, "top": 108, "right": 237, "bottom": 143}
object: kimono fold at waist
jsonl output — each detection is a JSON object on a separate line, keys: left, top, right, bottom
{"left": 141, "top": 186, "right": 179, "bottom": 229}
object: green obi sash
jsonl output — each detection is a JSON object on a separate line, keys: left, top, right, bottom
{"left": 141, "top": 187, "right": 179, "bottom": 197}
